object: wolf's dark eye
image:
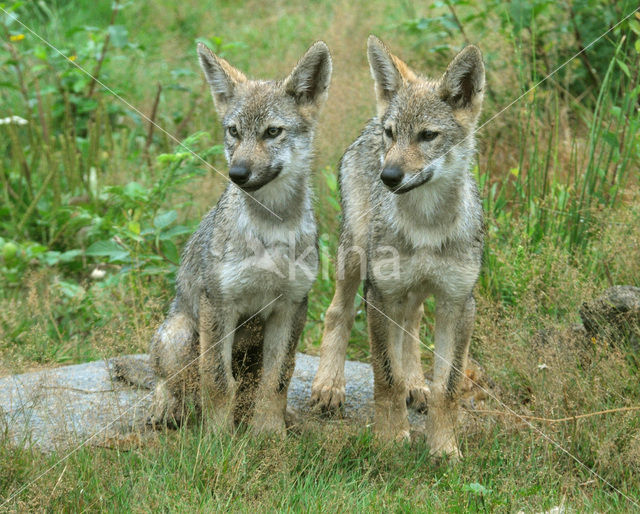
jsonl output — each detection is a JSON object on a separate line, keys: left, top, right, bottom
{"left": 265, "top": 127, "right": 283, "bottom": 138}
{"left": 384, "top": 126, "right": 394, "bottom": 139}
{"left": 418, "top": 130, "right": 439, "bottom": 142}
{"left": 228, "top": 126, "right": 239, "bottom": 138}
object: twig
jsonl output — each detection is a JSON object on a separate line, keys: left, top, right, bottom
{"left": 48, "top": 463, "right": 68, "bottom": 501}
{"left": 32, "top": 75, "right": 49, "bottom": 144}
{"left": 569, "top": 4, "right": 601, "bottom": 91}
{"left": 16, "top": 164, "right": 56, "bottom": 234}
{"left": 3, "top": 36, "right": 30, "bottom": 105}
{"left": 144, "top": 82, "right": 162, "bottom": 167}
{"left": 444, "top": 0, "right": 470, "bottom": 44}
{"left": 43, "top": 386, "right": 116, "bottom": 394}
{"left": 175, "top": 94, "right": 200, "bottom": 137}
{"left": 87, "top": 1, "right": 120, "bottom": 99}
{"left": 442, "top": 0, "right": 496, "bottom": 103}
{"left": 5, "top": 123, "right": 33, "bottom": 197}
{"left": 3, "top": 36, "right": 34, "bottom": 194}
{"left": 472, "top": 406, "right": 640, "bottom": 423}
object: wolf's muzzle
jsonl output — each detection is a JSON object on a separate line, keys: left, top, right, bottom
{"left": 229, "top": 164, "right": 251, "bottom": 185}
{"left": 388, "top": 165, "right": 435, "bottom": 194}
{"left": 380, "top": 166, "right": 404, "bottom": 189}
{"left": 240, "top": 164, "right": 284, "bottom": 192}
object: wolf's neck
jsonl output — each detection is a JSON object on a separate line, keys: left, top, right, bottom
{"left": 391, "top": 174, "right": 469, "bottom": 249}
{"left": 399, "top": 174, "right": 463, "bottom": 222}
{"left": 239, "top": 173, "right": 312, "bottom": 232}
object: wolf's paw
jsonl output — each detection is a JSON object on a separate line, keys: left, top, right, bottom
{"left": 395, "top": 429, "right": 411, "bottom": 443}
{"left": 406, "top": 384, "right": 431, "bottom": 413}
{"left": 310, "top": 381, "right": 345, "bottom": 413}
{"left": 146, "top": 414, "right": 181, "bottom": 430}
{"left": 202, "top": 406, "right": 235, "bottom": 435}
{"left": 374, "top": 424, "right": 411, "bottom": 444}
{"left": 424, "top": 402, "right": 462, "bottom": 461}
{"left": 284, "top": 407, "right": 301, "bottom": 429}
{"left": 250, "top": 412, "right": 286, "bottom": 437}
{"left": 428, "top": 432, "right": 462, "bottom": 461}
{"left": 147, "top": 381, "right": 185, "bottom": 430}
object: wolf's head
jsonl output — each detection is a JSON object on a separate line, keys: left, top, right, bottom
{"left": 197, "top": 42, "right": 332, "bottom": 197}
{"left": 367, "top": 36, "right": 484, "bottom": 194}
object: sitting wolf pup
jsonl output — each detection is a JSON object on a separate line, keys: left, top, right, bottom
{"left": 115, "top": 42, "right": 332, "bottom": 436}
{"left": 310, "top": 36, "right": 484, "bottom": 457}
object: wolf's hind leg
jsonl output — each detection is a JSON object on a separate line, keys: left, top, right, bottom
{"left": 403, "top": 300, "right": 430, "bottom": 412}
{"left": 311, "top": 244, "right": 362, "bottom": 412}
{"left": 148, "top": 312, "right": 198, "bottom": 427}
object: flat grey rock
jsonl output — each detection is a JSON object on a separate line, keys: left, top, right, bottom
{"left": 0, "top": 353, "right": 424, "bottom": 452}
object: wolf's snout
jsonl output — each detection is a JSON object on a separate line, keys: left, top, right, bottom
{"left": 229, "top": 164, "right": 251, "bottom": 185}
{"left": 380, "top": 166, "right": 404, "bottom": 189}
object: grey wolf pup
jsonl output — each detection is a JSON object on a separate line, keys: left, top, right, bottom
{"left": 310, "top": 36, "right": 484, "bottom": 457}
{"left": 115, "top": 41, "right": 332, "bottom": 436}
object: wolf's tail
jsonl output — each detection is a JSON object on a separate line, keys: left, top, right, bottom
{"left": 109, "top": 354, "right": 157, "bottom": 390}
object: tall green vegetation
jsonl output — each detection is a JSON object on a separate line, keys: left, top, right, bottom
{"left": 0, "top": 0, "right": 638, "bottom": 359}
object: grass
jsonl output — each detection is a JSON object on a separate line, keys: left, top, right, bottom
{"left": 1, "top": 0, "right": 640, "bottom": 510}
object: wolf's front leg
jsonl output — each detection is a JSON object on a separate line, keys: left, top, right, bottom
{"left": 366, "top": 286, "right": 410, "bottom": 442}
{"left": 402, "top": 299, "right": 430, "bottom": 412}
{"left": 426, "top": 294, "right": 475, "bottom": 459}
{"left": 199, "top": 292, "right": 238, "bottom": 433}
{"left": 311, "top": 247, "right": 362, "bottom": 412}
{"left": 251, "top": 298, "right": 307, "bottom": 437}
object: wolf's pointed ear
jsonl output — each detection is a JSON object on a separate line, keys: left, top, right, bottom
{"left": 439, "top": 45, "right": 484, "bottom": 115}
{"left": 197, "top": 42, "right": 247, "bottom": 116}
{"left": 367, "top": 35, "right": 417, "bottom": 116}
{"left": 283, "top": 41, "right": 332, "bottom": 107}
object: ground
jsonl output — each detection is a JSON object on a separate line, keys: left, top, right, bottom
{"left": 0, "top": 0, "right": 639, "bottom": 511}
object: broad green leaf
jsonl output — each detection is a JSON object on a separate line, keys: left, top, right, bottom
{"left": 55, "top": 280, "right": 85, "bottom": 299}
{"left": 617, "top": 59, "right": 631, "bottom": 78}
{"left": 128, "top": 221, "right": 141, "bottom": 235}
{"left": 159, "top": 225, "right": 193, "bottom": 240}
{"left": 160, "top": 240, "right": 179, "bottom": 264}
{"left": 123, "top": 182, "right": 149, "bottom": 201}
{"left": 86, "top": 240, "right": 129, "bottom": 262}
{"left": 154, "top": 210, "right": 178, "bottom": 229}
{"left": 108, "top": 25, "right": 128, "bottom": 48}
{"left": 463, "top": 482, "right": 491, "bottom": 495}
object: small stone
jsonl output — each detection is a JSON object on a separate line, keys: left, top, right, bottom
{"left": 90, "top": 268, "right": 106, "bottom": 280}
{"left": 580, "top": 286, "right": 640, "bottom": 338}
{"left": 0, "top": 115, "right": 28, "bottom": 125}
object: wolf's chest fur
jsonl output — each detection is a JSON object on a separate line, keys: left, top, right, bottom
{"left": 216, "top": 209, "right": 318, "bottom": 314}
{"left": 368, "top": 178, "right": 482, "bottom": 301}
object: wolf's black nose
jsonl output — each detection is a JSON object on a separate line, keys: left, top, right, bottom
{"left": 380, "top": 166, "right": 403, "bottom": 189}
{"left": 229, "top": 165, "right": 251, "bottom": 185}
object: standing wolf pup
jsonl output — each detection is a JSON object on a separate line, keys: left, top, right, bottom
{"left": 310, "top": 36, "right": 484, "bottom": 457}
{"left": 116, "top": 42, "right": 332, "bottom": 436}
